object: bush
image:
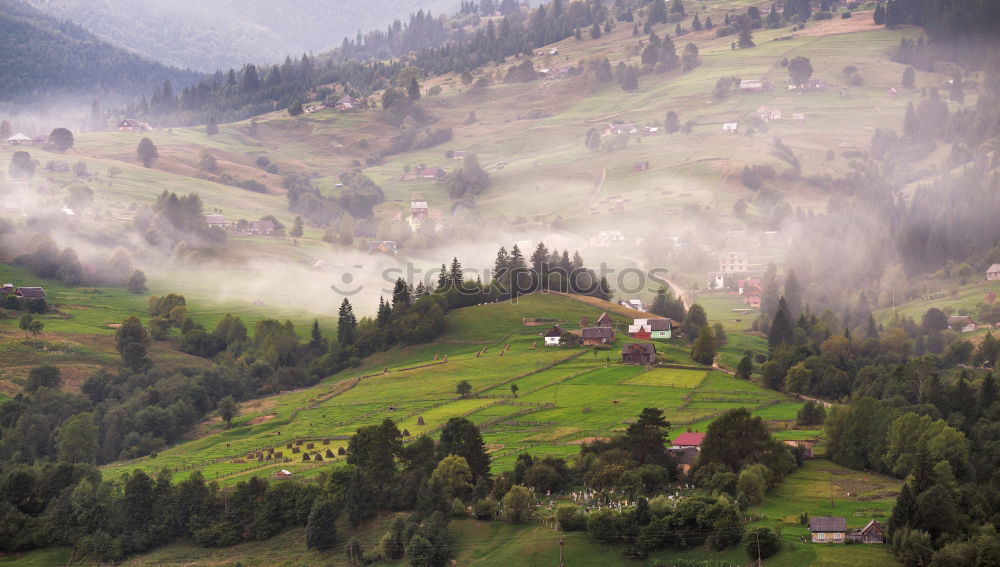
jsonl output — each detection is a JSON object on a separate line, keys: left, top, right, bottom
{"left": 849, "top": 72, "right": 864, "bottom": 86}
{"left": 557, "top": 503, "right": 587, "bottom": 531}
{"left": 473, "top": 497, "right": 499, "bottom": 520}
{"left": 744, "top": 527, "right": 780, "bottom": 560}
{"left": 255, "top": 156, "right": 270, "bottom": 167}
{"left": 841, "top": 11, "right": 852, "bottom": 18}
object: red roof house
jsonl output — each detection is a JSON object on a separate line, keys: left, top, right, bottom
{"left": 672, "top": 432, "right": 706, "bottom": 449}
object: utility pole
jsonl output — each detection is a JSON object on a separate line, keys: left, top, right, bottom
{"left": 755, "top": 529, "right": 763, "bottom": 567}
{"left": 559, "top": 537, "right": 565, "bottom": 567}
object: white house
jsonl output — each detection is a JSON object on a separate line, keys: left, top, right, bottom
{"left": 620, "top": 298, "right": 646, "bottom": 312}
{"left": 722, "top": 122, "right": 738, "bottom": 133}
{"left": 987, "top": 264, "right": 1000, "bottom": 281}
{"left": 544, "top": 325, "right": 563, "bottom": 346}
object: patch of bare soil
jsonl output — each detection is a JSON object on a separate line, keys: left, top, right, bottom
{"left": 566, "top": 436, "right": 611, "bottom": 445}
{"left": 795, "top": 11, "right": 882, "bottom": 37}
{"left": 248, "top": 414, "right": 277, "bottom": 425}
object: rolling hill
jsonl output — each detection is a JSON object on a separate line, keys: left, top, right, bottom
{"left": 28, "top": 0, "right": 460, "bottom": 71}
{"left": 0, "top": 0, "right": 200, "bottom": 103}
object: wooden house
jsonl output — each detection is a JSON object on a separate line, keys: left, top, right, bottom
{"left": 400, "top": 167, "right": 446, "bottom": 181}
{"left": 14, "top": 287, "right": 46, "bottom": 299}
{"left": 205, "top": 214, "right": 228, "bottom": 230}
{"left": 809, "top": 517, "right": 847, "bottom": 543}
{"left": 722, "top": 122, "right": 738, "bottom": 133}
{"left": 596, "top": 312, "right": 614, "bottom": 328}
{"left": 622, "top": 343, "right": 656, "bottom": 365}
{"left": 411, "top": 201, "right": 429, "bottom": 221}
{"left": 1, "top": 283, "right": 14, "bottom": 295}
{"left": 632, "top": 161, "right": 650, "bottom": 173}
{"left": 738, "top": 79, "right": 764, "bottom": 92}
{"left": 248, "top": 220, "right": 276, "bottom": 235}
{"left": 783, "top": 439, "right": 815, "bottom": 459}
{"left": 629, "top": 318, "right": 673, "bottom": 339}
{"left": 603, "top": 122, "right": 638, "bottom": 136}
{"left": 620, "top": 298, "right": 646, "bottom": 312}
{"left": 987, "top": 264, "right": 1000, "bottom": 281}
{"left": 847, "top": 520, "right": 885, "bottom": 544}
{"left": 544, "top": 325, "right": 563, "bottom": 346}
{"left": 273, "top": 469, "right": 293, "bottom": 480}
{"left": 948, "top": 315, "right": 977, "bottom": 334}
{"left": 117, "top": 119, "right": 151, "bottom": 132}
{"left": 582, "top": 326, "right": 615, "bottom": 346}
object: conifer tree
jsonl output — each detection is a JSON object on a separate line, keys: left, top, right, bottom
{"left": 768, "top": 297, "right": 794, "bottom": 353}
{"left": 206, "top": 116, "right": 219, "bottom": 135}
{"left": 337, "top": 298, "right": 357, "bottom": 346}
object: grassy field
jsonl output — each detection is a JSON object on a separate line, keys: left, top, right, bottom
{"left": 88, "top": 292, "right": 804, "bottom": 486}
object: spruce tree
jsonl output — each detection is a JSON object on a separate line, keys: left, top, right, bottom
{"left": 206, "top": 116, "right": 219, "bottom": 136}
{"left": 888, "top": 483, "right": 916, "bottom": 537}
{"left": 784, "top": 269, "right": 802, "bottom": 321}
{"left": 737, "top": 355, "right": 753, "bottom": 379}
{"left": 737, "top": 23, "right": 754, "bottom": 49}
{"left": 494, "top": 247, "right": 510, "bottom": 279}
{"left": 768, "top": 297, "right": 794, "bottom": 353}
{"left": 306, "top": 499, "right": 339, "bottom": 550}
{"left": 408, "top": 77, "right": 422, "bottom": 100}
{"left": 691, "top": 325, "right": 717, "bottom": 365}
{"left": 310, "top": 320, "right": 325, "bottom": 351}
{"left": 902, "top": 66, "right": 915, "bottom": 88}
{"left": 903, "top": 102, "right": 919, "bottom": 137}
{"left": 337, "top": 298, "right": 357, "bottom": 346}
{"left": 449, "top": 257, "right": 464, "bottom": 286}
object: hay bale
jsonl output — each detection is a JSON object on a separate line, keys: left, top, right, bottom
{"left": 286, "top": 442, "right": 292, "bottom": 449}
{"left": 325, "top": 448, "right": 334, "bottom": 458}
{"left": 303, "top": 453, "right": 311, "bottom": 461}
{"left": 295, "top": 439, "right": 303, "bottom": 446}
{"left": 306, "top": 442, "right": 315, "bottom": 449}
{"left": 338, "top": 447, "right": 346, "bottom": 455}
{"left": 292, "top": 447, "right": 301, "bottom": 454}
{"left": 275, "top": 451, "right": 283, "bottom": 458}
{"left": 402, "top": 429, "right": 411, "bottom": 437}
{"left": 323, "top": 438, "right": 330, "bottom": 445}
{"left": 314, "top": 453, "right": 323, "bottom": 462}
{"left": 417, "top": 416, "right": 425, "bottom": 425}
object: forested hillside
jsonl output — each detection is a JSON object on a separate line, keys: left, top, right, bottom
{"left": 0, "top": 0, "right": 200, "bottom": 103}
{"left": 28, "top": 0, "right": 458, "bottom": 72}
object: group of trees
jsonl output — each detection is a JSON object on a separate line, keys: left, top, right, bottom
{"left": 491, "top": 242, "right": 611, "bottom": 300}
{"left": 284, "top": 170, "right": 385, "bottom": 230}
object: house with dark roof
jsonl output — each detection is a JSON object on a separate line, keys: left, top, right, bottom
{"left": 248, "top": 220, "right": 276, "bottom": 236}
{"left": 847, "top": 520, "right": 885, "bottom": 544}
{"left": 622, "top": 343, "right": 656, "bottom": 365}
{"left": 582, "top": 326, "right": 615, "bottom": 346}
{"left": 596, "top": 312, "right": 614, "bottom": 328}
{"left": 117, "top": 119, "right": 151, "bottom": 132}
{"left": 14, "top": 287, "right": 46, "bottom": 299}
{"left": 809, "top": 516, "right": 847, "bottom": 543}
{"left": 544, "top": 325, "right": 563, "bottom": 346}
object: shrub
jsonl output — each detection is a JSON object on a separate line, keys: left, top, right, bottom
{"left": 474, "top": 497, "right": 500, "bottom": 520}
{"left": 557, "top": 503, "right": 587, "bottom": 531}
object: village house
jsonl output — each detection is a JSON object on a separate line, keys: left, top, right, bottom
{"left": 451, "top": 150, "right": 466, "bottom": 160}
{"left": 809, "top": 516, "right": 847, "bottom": 543}
{"left": 783, "top": 439, "right": 815, "bottom": 459}
{"left": 620, "top": 298, "right": 646, "bottom": 312}
{"left": 45, "top": 160, "right": 69, "bottom": 172}
{"left": 633, "top": 161, "right": 650, "bottom": 173}
{"left": 6, "top": 133, "right": 37, "bottom": 146}
{"left": 14, "top": 287, "right": 47, "bottom": 299}
{"left": 1, "top": 283, "right": 14, "bottom": 295}
{"left": 333, "top": 95, "right": 358, "bottom": 111}
{"left": 628, "top": 318, "right": 674, "bottom": 339}
{"left": 117, "top": 119, "right": 151, "bottom": 132}
{"left": 756, "top": 105, "right": 782, "bottom": 121}
{"left": 847, "top": 520, "right": 886, "bottom": 544}
{"left": 788, "top": 79, "right": 825, "bottom": 91}
{"left": 411, "top": 201, "right": 429, "bottom": 221}
{"left": 987, "top": 264, "right": 1000, "bottom": 281}
{"left": 739, "top": 79, "right": 772, "bottom": 92}
{"left": 603, "top": 122, "right": 639, "bottom": 136}
{"left": 596, "top": 312, "right": 614, "bottom": 328}
{"left": 582, "top": 326, "right": 615, "bottom": 346}
{"left": 205, "top": 214, "right": 229, "bottom": 230}
{"left": 400, "top": 167, "right": 446, "bottom": 181}
{"left": 720, "top": 251, "right": 749, "bottom": 273}
{"left": 722, "top": 122, "right": 739, "bottom": 133}
{"left": 273, "top": 469, "right": 293, "bottom": 480}
{"left": 622, "top": 343, "right": 656, "bottom": 365}
{"left": 671, "top": 432, "right": 706, "bottom": 449}
{"left": 949, "top": 315, "right": 977, "bottom": 333}
{"left": 708, "top": 271, "right": 727, "bottom": 290}
{"left": 544, "top": 325, "right": 563, "bottom": 346}
{"left": 248, "top": 220, "right": 276, "bottom": 236}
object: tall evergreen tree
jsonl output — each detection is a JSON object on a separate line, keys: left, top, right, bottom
{"left": 338, "top": 298, "right": 357, "bottom": 346}
{"left": 768, "top": 297, "right": 794, "bottom": 353}
{"left": 494, "top": 246, "right": 510, "bottom": 279}
{"left": 784, "top": 269, "right": 803, "bottom": 321}
{"left": 449, "top": 257, "right": 464, "bottom": 286}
